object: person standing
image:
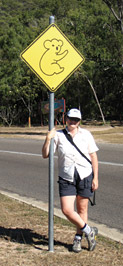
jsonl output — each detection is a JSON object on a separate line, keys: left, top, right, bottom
{"left": 42, "top": 108, "right": 99, "bottom": 252}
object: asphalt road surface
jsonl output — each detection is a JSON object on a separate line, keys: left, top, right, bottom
{"left": 0, "top": 138, "right": 123, "bottom": 233}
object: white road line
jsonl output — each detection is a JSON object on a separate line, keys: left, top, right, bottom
{"left": 0, "top": 150, "right": 41, "bottom": 157}
{"left": 98, "top": 161, "right": 123, "bottom": 167}
{"left": 0, "top": 150, "right": 123, "bottom": 167}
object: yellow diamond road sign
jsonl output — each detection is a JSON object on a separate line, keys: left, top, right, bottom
{"left": 20, "top": 23, "right": 85, "bottom": 92}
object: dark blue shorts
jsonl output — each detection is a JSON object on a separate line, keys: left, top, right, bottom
{"left": 58, "top": 168, "right": 94, "bottom": 198}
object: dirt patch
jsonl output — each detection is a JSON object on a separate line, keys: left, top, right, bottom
{"left": 0, "top": 194, "right": 123, "bottom": 266}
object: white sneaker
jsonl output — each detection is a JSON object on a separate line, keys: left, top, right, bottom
{"left": 72, "top": 238, "right": 82, "bottom": 253}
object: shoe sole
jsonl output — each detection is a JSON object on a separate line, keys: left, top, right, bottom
{"left": 72, "top": 249, "right": 82, "bottom": 253}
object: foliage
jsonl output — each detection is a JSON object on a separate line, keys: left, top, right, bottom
{"left": 0, "top": 0, "right": 123, "bottom": 125}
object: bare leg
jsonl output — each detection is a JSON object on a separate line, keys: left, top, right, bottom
{"left": 60, "top": 196, "right": 85, "bottom": 228}
{"left": 76, "top": 196, "right": 89, "bottom": 235}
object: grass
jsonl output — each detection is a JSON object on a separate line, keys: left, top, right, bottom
{"left": 91, "top": 127, "right": 123, "bottom": 143}
{"left": 0, "top": 125, "right": 123, "bottom": 143}
{"left": 0, "top": 193, "right": 123, "bottom": 266}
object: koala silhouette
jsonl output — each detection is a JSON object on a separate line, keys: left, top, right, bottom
{"left": 39, "top": 39, "right": 68, "bottom": 76}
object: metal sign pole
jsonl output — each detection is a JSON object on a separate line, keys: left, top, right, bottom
{"left": 48, "top": 15, "right": 55, "bottom": 252}
{"left": 20, "top": 14, "right": 85, "bottom": 253}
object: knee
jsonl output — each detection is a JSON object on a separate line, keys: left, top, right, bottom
{"left": 61, "top": 206, "right": 71, "bottom": 217}
{"left": 77, "top": 202, "right": 88, "bottom": 216}
{"left": 80, "top": 205, "right": 88, "bottom": 213}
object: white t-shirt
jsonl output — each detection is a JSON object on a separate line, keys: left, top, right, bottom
{"left": 54, "top": 127, "right": 99, "bottom": 181}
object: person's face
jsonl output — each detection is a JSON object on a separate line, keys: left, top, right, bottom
{"left": 66, "top": 117, "right": 80, "bottom": 129}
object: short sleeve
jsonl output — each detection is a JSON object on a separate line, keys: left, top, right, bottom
{"left": 87, "top": 131, "right": 99, "bottom": 154}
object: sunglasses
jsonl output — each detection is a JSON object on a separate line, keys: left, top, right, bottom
{"left": 67, "top": 117, "right": 80, "bottom": 122}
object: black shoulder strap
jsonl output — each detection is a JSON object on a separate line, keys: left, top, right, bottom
{"left": 62, "top": 129, "right": 92, "bottom": 165}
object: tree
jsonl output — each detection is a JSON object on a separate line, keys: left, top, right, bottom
{"left": 0, "top": 0, "right": 123, "bottom": 125}
{"left": 103, "top": 0, "right": 123, "bottom": 33}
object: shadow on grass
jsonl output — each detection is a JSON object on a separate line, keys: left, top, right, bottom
{"left": 0, "top": 226, "right": 80, "bottom": 252}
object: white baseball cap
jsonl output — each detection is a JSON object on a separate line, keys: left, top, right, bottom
{"left": 67, "top": 108, "right": 82, "bottom": 119}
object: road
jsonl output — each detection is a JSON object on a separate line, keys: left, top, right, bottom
{"left": 0, "top": 138, "right": 123, "bottom": 234}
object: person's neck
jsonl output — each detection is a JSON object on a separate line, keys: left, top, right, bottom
{"left": 67, "top": 127, "right": 78, "bottom": 137}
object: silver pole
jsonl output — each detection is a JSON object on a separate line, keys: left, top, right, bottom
{"left": 49, "top": 15, "right": 55, "bottom": 25}
{"left": 49, "top": 15, "right": 55, "bottom": 252}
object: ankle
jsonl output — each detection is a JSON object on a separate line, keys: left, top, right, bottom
{"left": 80, "top": 224, "right": 91, "bottom": 235}
{"left": 75, "top": 234, "right": 82, "bottom": 240}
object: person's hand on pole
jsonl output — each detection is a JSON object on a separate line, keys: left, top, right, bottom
{"left": 42, "top": 127, "right": 56, "bottom": 158}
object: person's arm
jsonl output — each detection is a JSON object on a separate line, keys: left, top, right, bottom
{"left": 90, "top": 152, "right": 98, "bottom": 191}
{"left": 42, "top": 127, "right": 56, "bottom": 158}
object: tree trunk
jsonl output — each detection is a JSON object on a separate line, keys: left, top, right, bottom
{"left": 85, "top": 76, "right": 106, "bottom": 124}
